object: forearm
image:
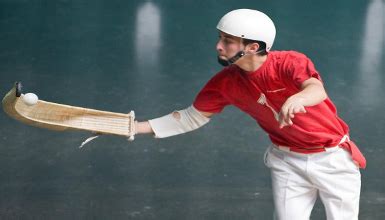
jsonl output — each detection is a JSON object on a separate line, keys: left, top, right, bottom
{"left": 279, "top": 78, "right": 327, "bottom": 128}
{"left": 134, "top": 105, "right": 212, "bottom": 138}
{"left": 291, "top": 79, "right": 327, "bottom": 107}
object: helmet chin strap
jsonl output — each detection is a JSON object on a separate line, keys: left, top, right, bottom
{"left": 218, "top": 38, "right": 267, "bottom": 66}
{"left": 217, "top": 49, "right": 264, "bottom": 67}
{"left": 217, "top": 51, "right": 245, "bottom": 66}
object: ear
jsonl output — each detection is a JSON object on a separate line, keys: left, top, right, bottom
{"left": 246, "top": 43, "right": 260, "bottom": 53}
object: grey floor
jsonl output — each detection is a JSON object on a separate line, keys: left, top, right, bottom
{"left": 0, "top": 0, "right": 384, "bottom": 219}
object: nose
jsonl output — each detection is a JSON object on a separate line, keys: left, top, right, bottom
{"left": 216, "top": 40, "right": 224, "bottom": 53}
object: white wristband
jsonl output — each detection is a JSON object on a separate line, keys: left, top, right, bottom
{"left": 148, "top": 105, "right": 210, "bottom": 138}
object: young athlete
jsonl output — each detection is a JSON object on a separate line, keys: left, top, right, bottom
{"left": 133, "top": 9, "right": 366, "bottom": 220}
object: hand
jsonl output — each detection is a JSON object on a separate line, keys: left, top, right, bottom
{"left": 279, "top": 96, "right": 306, "bottom": 128}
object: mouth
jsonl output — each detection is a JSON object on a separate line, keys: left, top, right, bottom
{"left": 217, "top": 56, "right": 231, "bottom": 66}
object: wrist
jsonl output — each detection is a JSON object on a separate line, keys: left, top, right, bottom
{"left": 135, "top": 121, "right": 154, "bottom": 134}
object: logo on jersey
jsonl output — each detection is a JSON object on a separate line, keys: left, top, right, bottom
{"left": 266, "top": 88, "right": 286, "bottom": 93}
{"left": 257, "top": 93, "right": 280, "bottom": 121}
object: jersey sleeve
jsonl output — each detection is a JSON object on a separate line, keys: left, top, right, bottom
{"left": 193, "top": 72, "right": 230, "bottom": 114}
{"left": 283, "top": 52, "right": 322, "bottom": 88}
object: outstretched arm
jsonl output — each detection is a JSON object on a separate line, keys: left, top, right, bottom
{"left": 279, "top": 77, "right": 327, "bottom": 128}
{"left": 135, "top": 106, "right": 215, "bottom": 136}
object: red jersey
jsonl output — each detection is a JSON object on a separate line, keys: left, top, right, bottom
{"left": 193, "top": 51, "right": 349, "bottom": 152}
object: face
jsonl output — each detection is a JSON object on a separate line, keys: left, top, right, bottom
{"left": 216, "top": 32, "right": 243, "bottom": 61}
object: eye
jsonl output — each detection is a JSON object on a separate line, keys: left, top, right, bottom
{"left": 223, "top": 38, "right": 232, "bottom": 45}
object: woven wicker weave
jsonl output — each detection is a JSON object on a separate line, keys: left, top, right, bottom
{"left": 2, "top": 83, "right": 135, "bottom": 140}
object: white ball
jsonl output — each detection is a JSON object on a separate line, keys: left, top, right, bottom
{"left": 23, "top": 93, "right": 39, "bottom": 106}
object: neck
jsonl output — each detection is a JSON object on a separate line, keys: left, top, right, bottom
{"left": 235, "top": 54, "right": 268, "bottom": 72}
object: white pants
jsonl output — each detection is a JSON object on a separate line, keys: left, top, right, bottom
{"left": 264, "top": 145, "right": 361, "bottom": 220}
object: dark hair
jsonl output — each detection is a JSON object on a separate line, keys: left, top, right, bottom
{"left": 242, "top": 39, "right": 268, "bottom": 56}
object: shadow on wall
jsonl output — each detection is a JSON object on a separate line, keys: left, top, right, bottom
{"left": 135, "top": 2, "right": 162, "bottom": 73}
{"left": 356, "top": 0, "right": 384, "bottom": 107}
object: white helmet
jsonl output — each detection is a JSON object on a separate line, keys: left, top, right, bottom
{"left": 217, "top": 9, "right": 276, "bottom": 51}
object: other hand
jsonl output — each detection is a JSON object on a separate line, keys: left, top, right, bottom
{"left": 279, "top": 96, "right": 306, "bottom": 128}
